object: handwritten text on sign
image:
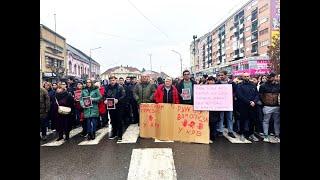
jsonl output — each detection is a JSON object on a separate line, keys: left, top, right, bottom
{"left": 140, "top": 103, "right": 209, "bottom": 144}
{"left": 194, "top": 84, "right": 233, "bottom": 111}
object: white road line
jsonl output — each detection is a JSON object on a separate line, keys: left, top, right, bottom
{"left": 223, "top": 128, "right": 252, "bottom": 144}
{"left": 78, "top": 127, "right": 109, "bottom": 145}
{"left": 155, "top": 139, "right": 174, "bottom": 143}
{"left": 41, "top": 127, "right": 83, "bottom": 147}
{"left": 40, "top": 130, "right": 54, "bottom": 137}
{"left": 127, "top": 148, "right": 177, "bottom": 180}
{"left": 117, "top": 124, "right": 140, "bottom": 144}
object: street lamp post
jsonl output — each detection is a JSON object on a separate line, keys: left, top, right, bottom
{"left": 171, "top": 50, "right": 182, "bottom": 75}
{"left": 192, "top": 35, "right": 197, "bottom": 75}
{"left": 89, "top": 46, "right": 101, "bottom": 79}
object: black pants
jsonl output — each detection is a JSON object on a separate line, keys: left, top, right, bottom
{"left": 209, "top": 111, "right": 219, "bottom": 140}
{"left": 239, "top": 105, "right": 257, "bottom": 138}
{"left": 109, "top": 108, "right": 124, "bottom": 138}
{"left": 81, "top": 118, "right": 87, "bottom": 135}
{"left": 131, "top": 100, "right": 139, "bottom": 124}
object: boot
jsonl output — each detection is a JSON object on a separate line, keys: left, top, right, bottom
{"left": 57, "top": 132, "right": 63, "bottom": 141}
{"left": 87, "top": 133, "right": 92, "bottom": 140}
{"left": 92, "top": 132, "right": 96, "bottom": 140}
{"left": 65, "top": 132, "right": 70, "bottom": 140}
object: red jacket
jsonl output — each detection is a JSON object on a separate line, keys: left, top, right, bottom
{"left": 154, "top": 84, "right": 180, "bottom": 104}
{"left": 98, "top": 86, "right": 106, "bottom": 115}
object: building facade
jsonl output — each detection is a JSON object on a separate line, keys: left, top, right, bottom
{"left": 190, "top": 0, "right": 280, "bottom": 77}
{"left": 66, "top": 44, "right": 90, "bottom": 80}
{"left": 40, "top": 24, "right": 67, "bottom": 83}
{"left": 100, "top": 65, "right": 142, "bottom": 80}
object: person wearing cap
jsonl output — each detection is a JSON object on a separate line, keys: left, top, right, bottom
{"left": 176, "top": 70, "right": 197, "bottom": 105}
{"left": 259, "top": 72, "right": 280, "bottom": 143}
{"left": 154, "top": 77, "right": 180, "bottom": 104}
{"left": 237, "top": 72, "right": 260, "bottom": 142}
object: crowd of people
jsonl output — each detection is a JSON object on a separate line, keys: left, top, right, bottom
{"left": 40, "top": 70, "right": 280, "bottom": 143}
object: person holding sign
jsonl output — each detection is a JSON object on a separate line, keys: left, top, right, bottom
{"left": 237, "top": 73, "right": 260, "bottom": 142}
{"left": 104, "top": 76, "right": 126, "bottom": 141}
{"left": 206, "top": 76, "right": 220, "bottom": 142}
{"left": 154, "top": 77, "right": 180, "bottom": 104}
{"left": 216, "top": 71, "right": 236, "bottom": 138}
{"left": 176, "top": 70, "right": 196, "bottom": 105}
{"left": 80, "top": 79, "right": 102, "bottom": 140}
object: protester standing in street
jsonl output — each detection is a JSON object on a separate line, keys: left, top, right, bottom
{"left": 40, "top": 86, "right": 50, "bottom": 141}
{"left": 104, "top": 76, "right": 126, "bottom": 141}
{"left": 80, "top": 79, "right": 102, "bottom": 140}
{"left": 259, "top": 72, "right": 280, "bottom": 143}
{"left": 54, "top": 82, "right": 75, "bottom": 141}
{"left": 74, "top": 82, "right": 86, "bottom": 137}
{"left": 216, "top": 71, "right": 236, "bottom": 138}
{"left": 236, "top": 73, "right": 260, "bottom": 142}
{"left": 206, "top": 76, "right": 220, "bottom": 142}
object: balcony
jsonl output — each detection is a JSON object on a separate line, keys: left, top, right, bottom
{"left": 217, "top": 52, "right": 220, "bottom": 57}
{"left": 233, "top": 28, "right": 237, "bottom": 33}
{"left": 239, "top": 24, "right": 244, "bottom": 29}
{"left": 239, "top": 33, "right": 243, "bottom": 39}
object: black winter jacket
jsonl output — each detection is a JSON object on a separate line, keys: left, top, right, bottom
{"left": 236, "top": 81, "right": 260, "bottom": 106}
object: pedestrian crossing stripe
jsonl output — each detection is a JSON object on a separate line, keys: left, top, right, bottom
{"left": 78, "top": 127, "right": 109, "bottom": 145}
{"left": 41, "top": 127, "right": 82, "bottom": 147}
{"left": 222, "top": 128, "right": 252, "bottom": 144}
{"left": 127, "top": 148, "right": 177, "bottom": 180}
{"left": 117, "top": 124, "right": 140, "bottom": 144}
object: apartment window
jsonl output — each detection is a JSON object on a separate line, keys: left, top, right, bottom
{"left": 259, "top": 28, "right": 269, "bottom": 36}
{"left": 235, "top": 49, "right": 239, "bottom": 55}
{"left": 251, "top": 42, "right": 258, "bottom": 53}
{"left": 81, "top": 67, "right": 83, "bottom": 75}
{"left": 259, "top": 4, "right": 268, "bottom": 14}
{"left": 240, "top": 17, "right": 244, "bottom": 24}
{"left": 251, "top": 31, "right": 258, "bottom": 42}
{"left": 252, "top": 20, "right": 258, "bottom": 32}
{"left": 246, "top": 15, "right": 252, "bottom": 22}
{"left": 69, "top": 61, "right": 72, "bottom": 73}
{"left": 251, "top": 8, "right": 258, "bottom": 21}
{"left": 260, "top": 40, "right": 269, "bottom": 47}
{"left": 245, "top": 26, "right": 251, "bottom": 32}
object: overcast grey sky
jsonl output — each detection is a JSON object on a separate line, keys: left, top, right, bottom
{"left": 40, "top": 0, "right": 249, "bottom": 77}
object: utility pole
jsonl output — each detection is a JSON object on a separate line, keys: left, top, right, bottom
{"left": 171, "top": 50, "right": 182, "bottom": 75}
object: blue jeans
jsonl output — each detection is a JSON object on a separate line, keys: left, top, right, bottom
{"left": 218, "top": 111, "right": 234, "bottom": 133}
{"left": 86, "top": 117, "right": 97, "bottom": 134}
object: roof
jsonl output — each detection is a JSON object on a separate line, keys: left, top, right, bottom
{"left": 40, "top": 24, "right": 66, "bottom": 40}
{"left": 66, "top": 44, "right": 100, "bottom": 65}
{"left": 102, "top": 66, "right": 141, "bottom": 75}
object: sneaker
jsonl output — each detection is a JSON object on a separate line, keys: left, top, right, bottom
{"left": 41, "top": 135, "right": 47, "bottom": 141}
{"left": 209, "top": 140, "right": 213, "bottom": 144}
{"left": 109, "top": 135, "right": 117, "bottom": 140}
{"left": 218, "top": 132, "right": 223, "bottom": 137}
{"left": 249, "top": 134, "right": 259, "bottom": 142}
{"left": 240, "top": 135, "right": 246, "bottom": 142}
{"left": 270, "top": 133, "right": 275, "bottom": 136}
{"left": 272, "top": 136, "right": 280, "bottom": 143}
{"left": 263, "top": 136, "right": 270, "bottom": 142}
{"left": 228, "top": 132, "right": 236, "bottom": 138}
{"left": 118, "top": 137, "right": 122, "bottom": 142}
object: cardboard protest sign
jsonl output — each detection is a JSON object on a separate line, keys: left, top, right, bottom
{"left": 139, "top": 103, "right": 209, "bottom": 144}
{"left": 194, "top": 84, "right": 233, "bottom": 111}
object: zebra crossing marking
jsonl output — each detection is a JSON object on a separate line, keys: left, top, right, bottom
{"left": 117, "top": 124, "right": 140, "bottom": 144}
{"left": 222, "top": 128, "right": 252, "bottom": 143}
{"left": 41, "top": 127, "right": 82, "bottom": 147}
{"left": 78, "top": 127, "right": 109, "bottom": 145}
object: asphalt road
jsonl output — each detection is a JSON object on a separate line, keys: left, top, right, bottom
{"left": 40, "top": 125, "right": 280, "bottom": 180}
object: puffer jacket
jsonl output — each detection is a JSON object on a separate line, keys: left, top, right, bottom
{"left": 154, "top": 84, "right": 180, "bottom": 104}
{"left": 133, "top": 82, "right": 156, "bottom": 104}
{"left": 259, "top": 81, "right": 280, "bottom": 106}
{"left": 80, "top": 86, "right": 102, "bottom": 118}
{"left": 40, "top": 87, "right": 50, "bottom": 119}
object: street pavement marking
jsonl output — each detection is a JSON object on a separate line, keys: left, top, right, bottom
{"left": 78, "top": 127, "right": 109, "bottom": 145}
{"left": 40, "top": 130, "right": 54, "bottom": 137}
{"left": 41, "top": 127, "right": 82, "bottom": 147}
{"left": 223, "top": 128, "right": 252, "bottom": 144}
{"left": 155, "top": 139, "right": 174, "bottom": 143}
{"left": 117, "top": 124, "right": 140, "bottom": 144}
{"left": 127, "top": 148, "right": 177, "bottom": 180}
